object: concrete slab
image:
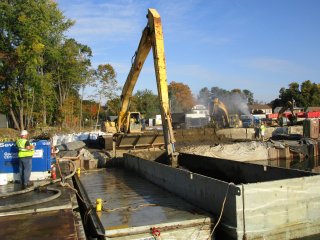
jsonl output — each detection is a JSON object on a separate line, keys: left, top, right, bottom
{"left": 0, "top": 209, "right": 79, "bottom": 239}
{"left": 78, "top": 169, "right": 214, "bottom": 239}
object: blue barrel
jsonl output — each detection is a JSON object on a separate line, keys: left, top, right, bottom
{"left": 0, "top": 140, "right": 51, "bottom": 173}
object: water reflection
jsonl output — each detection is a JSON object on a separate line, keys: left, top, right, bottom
{"left": 269, "top": 155, "right": 320, "bottom": 173}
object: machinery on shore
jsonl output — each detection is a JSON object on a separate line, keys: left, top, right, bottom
{"left": 277, "top": 101, "right": 297, "bottom": 126}
{"left": 210, "top": 98, "right": 230, "bottom": 128}
{"left": 111, "top": 8, "right": 178, "bottom": 166}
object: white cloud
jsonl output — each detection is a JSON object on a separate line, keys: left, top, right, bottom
{"left": 58, "top": 0, "right": 147, "bottom": 41}
{"left": 243, "top": 57, "right": 310, "bottom": 74}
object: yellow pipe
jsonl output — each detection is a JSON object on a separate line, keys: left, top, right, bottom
{"left": 96, "top": 198, "right": 103, "bottom": 212}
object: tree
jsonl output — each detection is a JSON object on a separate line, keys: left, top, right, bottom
{"left": 276, "top": 80, "right": 320, "bottom": 109}
{"left": 50, "top": 40, "right": 92, "bottom": 127}
{"left": 168, "top": 81, "right": 195, "bottom": 112}
{"left": 133, "top": 89, "right": 160, "bottom": 118}
{"left": 82, "top": 100, "right": 99, "bottom": 127}
{"left": 242, "top": 89, "right": 254, "bottom": 105}
{"left": 301, "top": 80, "right": 320, "bottom": 107}
{"left": 211, "top": 87, "right": 229, "bottom": 99}
{"left": 278, "top": 82, "right": 301, "bottom": 107}
{"left": 106, "top": 97, "right": 121, "bottom": 116}
{"left": 196, "top": 86, "right": 254, "bottom": 115}
{"left": 0, "top": 0, "right": 89, "bottom": 130}
{"left": 231, "top": 89, "right": 241, "bottom": 94}
{"left": 90, "top": 64, "right": 119, "bottom": 130}
{"left": 197, "top": 87, "right": 210, "bottom": 106}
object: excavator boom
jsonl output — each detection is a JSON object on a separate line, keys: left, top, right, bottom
{"left": 116, "top": 9, "right": 177, "bottom": 165}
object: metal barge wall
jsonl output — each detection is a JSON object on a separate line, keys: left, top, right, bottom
{"left": 123, "top": 152, "right": 320, "bottom": 240}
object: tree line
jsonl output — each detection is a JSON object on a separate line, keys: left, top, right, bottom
{"left": 121, "top": 80, "right": 320, "bottom": 119}
{"left": 271, "top": 80, "right": 320, "bottom": 110}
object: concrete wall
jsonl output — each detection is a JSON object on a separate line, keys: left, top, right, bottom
{"left": 237, "top": 176, "right": 320, "bottom": 239}
{"left": 216, "top": 126, "right": 304, "bottom": 140}
{"left": 123, "top": 152, "right": 320, "bottom": 239}
{"left": 217, "top": 128, "right": 256, "bottom": 140}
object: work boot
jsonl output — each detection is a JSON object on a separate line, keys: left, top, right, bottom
{"left": 24, "top": 182, "right": 34, "bottom": 188}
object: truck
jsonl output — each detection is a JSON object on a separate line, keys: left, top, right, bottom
{"left": 240, "top": 114, "right": 253, "bottom": 128}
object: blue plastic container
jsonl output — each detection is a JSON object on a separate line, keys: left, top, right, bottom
{"left": 0, "top": 140, "right": 51, "bottom": 174}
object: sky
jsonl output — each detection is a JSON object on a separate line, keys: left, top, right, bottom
{"left": 56, "top": 0, "right": 320, "bottom": 103}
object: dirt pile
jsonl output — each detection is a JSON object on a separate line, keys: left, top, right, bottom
{"left": 179, "top": 141, "right": 269, "bottom": 162}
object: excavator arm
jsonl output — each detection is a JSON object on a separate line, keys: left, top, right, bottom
{"left": 211, "top": 98, "right": 229, "bottom": 128}
{"left": 117, "top": 26, "right": 151, "bottom": 131}
{"left": 117, "top": 8, "right": 177, "bottom": 165}
{"left": 277, "top": 101, "right": 295, "bottom": 126}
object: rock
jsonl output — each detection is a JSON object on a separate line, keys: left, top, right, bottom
{"left": 63, "top": 141, "right": 86, "bottom": 151}
{"left": 91, "top": 151, "right": 108, "bottom": 168}
{"left": 57, "top": 150, "right": 79, "bottom": 158}
{"left": 79, "top": 148, "right": 94, "bottom": 161}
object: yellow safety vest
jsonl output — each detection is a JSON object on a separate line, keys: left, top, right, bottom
{"left": 16, "top": 138, "right": 34, "bottom": 158}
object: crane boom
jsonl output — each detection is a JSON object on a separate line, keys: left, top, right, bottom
{"left": 117, "top": 8, "right": 177, "bottom": 165}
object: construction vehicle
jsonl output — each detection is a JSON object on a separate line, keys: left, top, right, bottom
{"left": 112, "top": 8, "right": 178, "bottom": 166}
{"left": 209, "top": 98, "right": 229, "bottom": 128}
{"left": 240, "top": 114, "right": 253, "bottom": 128}
{"left": 118, "top": 111, "right": 142, "bottom": 133}
{"left": 277, "top": 101, "right": 296, "bottom": 126}
{"left": 229, "top": 114, "right": 242, "bottom": 128}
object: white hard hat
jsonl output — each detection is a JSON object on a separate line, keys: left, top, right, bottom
{"left": 21, "top": 130, "right": 28, "bottom": 136}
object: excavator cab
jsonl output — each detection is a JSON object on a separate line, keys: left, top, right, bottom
{"left": 125, "top": 112, "right": 142, "bottom": 133}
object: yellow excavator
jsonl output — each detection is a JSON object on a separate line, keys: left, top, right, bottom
{"left": 277, "top": 101, "right": 296, "bottom": 126}
{"left": 210, "top": 98, "right": 229, "bottom": 128}
{"left": 113, "top": 8, "right": 178, "bottom": 166}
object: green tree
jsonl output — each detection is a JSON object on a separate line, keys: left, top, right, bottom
{"left": 49, "top": 39, "right": 92, "bottom": 127}
{"left": 197, "top": 87, "right": 210, "bottom": 106}
{"left": 242, "top": 89, "right": 254, "bottom": 105}
{"left": 90, "top": 64, "right": 119, "bottom": 130}
{"left": 133, "top": 89, "right": 160, "bottom": 119}
{"left": 106, "top": 97, "right": 121, "bottom": 116}
{"left": 210, "top": 87, "right": 229, "bottom": 99}
{"left": 231, "top": 89, "right": 241, "bottom": 94}
{"left": 276, "top": 80, "right": 320, "bottom": 109}
{"left": 198, "top": 86, "right": 253, "bottom": 115}
{"left": 278, "top": 82, "right": 301, "bottom": 107}
{"left": 301, "top": 80, "right": 320, "bottom": 107}
{"left": 0, "top": 0, "right": 79, "bottom": 130}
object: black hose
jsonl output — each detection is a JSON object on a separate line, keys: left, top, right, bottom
{"left": 0, "top": 187, "right": 62, "bottom": 211}
{"left": 0, "top": 160, "right": 76, "bottom": 198}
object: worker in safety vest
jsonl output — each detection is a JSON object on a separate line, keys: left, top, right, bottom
{"left": 16, "top": 130, "right": 35, "bottom": 188}
{"left": 260, "top": 122, "right": 266, "bottom": 141}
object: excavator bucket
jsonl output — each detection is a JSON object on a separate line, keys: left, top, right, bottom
{"left": 112, "top": 131, "right": 165, "bottom": 151}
